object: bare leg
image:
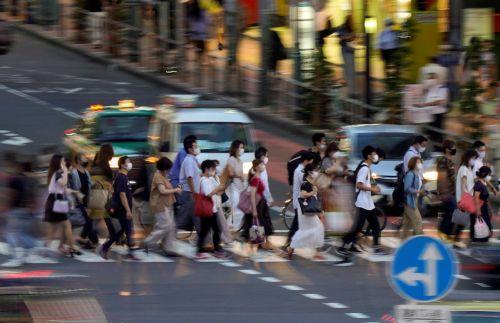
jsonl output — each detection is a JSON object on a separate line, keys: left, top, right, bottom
{"left": 63, "top": 220, "right": 74, "bottom": 249}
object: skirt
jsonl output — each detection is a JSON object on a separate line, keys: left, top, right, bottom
{"left": 241, "top": 198, "right": 274, "bottom": 239}
{"left": 44, "top": 194, "right": 68, "bottom": 223}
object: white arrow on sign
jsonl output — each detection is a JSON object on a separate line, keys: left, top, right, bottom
{"left": 396, "top": 243, "right": 444, "bottom": 297}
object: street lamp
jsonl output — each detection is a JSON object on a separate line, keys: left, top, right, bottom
{"left": 364, "top": 16, "right": 377, "bottom": 107}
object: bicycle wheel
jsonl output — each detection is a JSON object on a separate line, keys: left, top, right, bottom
{"left": 281, "top": 200, "right": 295, "bottom": 230}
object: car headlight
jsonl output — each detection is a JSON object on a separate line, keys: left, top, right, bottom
{"left": 109, "top": 157, "right": 120, "bottom": 169}
{"left": 243, "top": 162, "right": 253, "bottom": 175}
{"left": 423, "top": 170, "right": 438, "bottom": 181}
{"left": 372, "top": 172, "right": 380, "bottom": 180}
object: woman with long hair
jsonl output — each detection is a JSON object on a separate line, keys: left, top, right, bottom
{"left": 45, "top": 154, "right": 81, "bottom": 256}
{"left": 225, "top": 140, "right": 245, "bottom": 231}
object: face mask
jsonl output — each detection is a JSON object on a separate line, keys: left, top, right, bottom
{"left": 424, "top": 79, "right": 437, "bottom": 88}
{"left": 238, "top": 148, "right": 245, "bottom": 156}
{"left": 126, "top": 162, "right": 133, "bottom": 171}
{"left": 319, "top": 144, "right": 326, "bottom": 151}
{"left": 372, "top": 154, "right": 379, "bottom": 163}
{"left": 193, "top": 147, "right": 201, "bottom": 156}
{"left": 416, "top": 163, "right": 423, "bottom": 171}
{"left": 477, "top": 151, "right": 486, "bottom": 159}
{"left": 262, "top": 156, "right": 269, "bottom": 165}
{"left": 469, "top": 159, "right": 476, "bottom": 167}
{"left": 485, "top": 175, "right": 492, "bottom": 182}
{"left": 311, "top": 171, "right": 319, "bottom": 179}
{"left": 419, "top": 146, "right": 426, "bottom": 153}
{"left": 450, "top": 148, "right": 457, "bottom": 156}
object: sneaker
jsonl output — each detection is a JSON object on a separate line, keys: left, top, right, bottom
{"left": 98, "top": 247, "right": 109, "bottom": 260}
{"left": 373, "top": 247, "right": 389, "bottom": 256}
{"left": 333, "top": 259, "right": 354, "bottom": 267}
{"left": 213, "top": 250, "right": 229, "bottom": 259}
{"left": 335, "top": 246, "right": 352, "bottom": 258}
{"left": 195, "top": 252, "right": 210, "bottom": 260}
{"left": 349, "top": 243, "right": 364, "bottom": 253}
{"left": 126, "top": 253, "right": 140, "bottom": 261}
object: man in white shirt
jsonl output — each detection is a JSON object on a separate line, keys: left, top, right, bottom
{"left": 178, "top": 138, "right": 201, "bottom": 233}
{"left": 286, "top": 151, "right": 315, "bottom": 246}
{"left": 403, "top": 135, "right": 428, "bottom": 174}
{"left": 337, "top": 146, "right": 387, "bottom": 257}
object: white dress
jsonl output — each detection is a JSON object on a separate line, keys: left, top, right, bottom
{"left": 290, "top": 182, "right": 324, "bottom": 249}
{"left": 226, "top": 156, "right": 244, "bottom": 229}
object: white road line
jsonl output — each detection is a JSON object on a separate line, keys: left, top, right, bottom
{"left": 455, "top": 274, "right": 472, "bottom": 280}
{"left": 293, "top": 248, "right": 342, "bottom": 262}
{"left": 75, "top": 249, "right": 115, "bottom": 263}
{"left": 475, "top": 282, "right": 491, "bottom": 288}
{"left": 281, "top": 285, "right": 304, "bottom": 291}
{"left": 24, "top": 254, "right": 59, "bottom": 264}
{"left": 219, "top": 261, "right": 242, "bottom": 268}
{"left": 259, "top": 277, "right": 282, "bottom": 283}
{"left": 111, "top": 246, "right": 173, "bottom": 262}
{"left": 225, "top": 241, "right": 288, "bottom": 263}
{"left": 302, "top": 293, "right": 326, "bottom": 300}
{"left": 238, "top": 269, "right": 261, "bottom": 275}
{"left": 346, "top": 313, "right": 370, "bottom": 319}
{"left": 324, "top": 303, "right": 349, "bottom": 309}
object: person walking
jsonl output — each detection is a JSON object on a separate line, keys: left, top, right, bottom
{"left": 472, "top": 140, "right": 498, "bottom": 195}
{"left": 337, "top": 146, "right": 387, "bottom": 256}
{"left": 403, "top": 135, "right": 428, "bottom": 174}
{"left": 320, "top": 142, "right": 343, "bottom": 177}
{"left": 89, "top": 144, "right": 115, "bottom": 240}
{"left": 471, "top": 166, "right": 493, "bottom": 243}
{"left": 225, "top": 140, "right": 245, "bottom": 230}
{"left": 401, "top": 157, "right": 424, "bottom": 239}
{"left": 70, "top": 154, "right": 97, "bottom": 250}
{"left": 310, "top": 132, "right": 327, "bottom": 165}
{"left": 454, "top": 150, "right": 479, "bottom": 248}
{"left": 169, "top": 135, "right": 197, "bottom": 187}
{"left": 255, "top": 147, "right": 273, "bottom": 205}
{"left": 178, "top": 137, "right": 201, "bottom": 233}
{"left": 286, "top": 151, "right": 316, "bottom": 247}
{"left": 288, "top": 163, "right": 325, "bottom": 260}
{"left": 377, "top": 18, "right": 399, "bottom": 74}
{"left": 99, "top": 156, "right": 138, "bottom": 260}
{"left": 338, "top": 14, "right": 357, "bottom": 97}
{"left": 436, "top": 140, "right": 457, "bottom": 241}
{"left": 142, "top": 157, "right": 182, "bottom": 255}
{"left": 241, "top": 159, "right": 274, "bottom": 249}
{"left": 196, "top": 160, "right": 227, "bottom": 259}
{"left": 44, "top": 154, "right": 81, "bottom": 256}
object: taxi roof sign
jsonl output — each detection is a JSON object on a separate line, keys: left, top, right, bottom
{"left": 161, "top": 94, "right": 200, "bottom": 107}
{"left": 89, "top": 104, "right": 104, "bottom": 111}
{"left": 118, "top": 99, "right": 136, "bottom": 109}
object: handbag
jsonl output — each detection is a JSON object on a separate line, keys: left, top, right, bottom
{"left": 474, "top": 216, "right": 490, "bottom": 239}
{"left": 237, "top": 189, "right": 262, "bottom": 214}
{"left": 299, "top": 196, "right": 322, "bottom": 215}
{"left": 194, "top": 182, "right": 214, "bottom": 217}
{"left": 53, "top": 195, "right": 70, "bottom": 214}
{"left": 451, "top": 208, "right": 469, "bottom": 226}
{"left": 458, "top": 192, "right": 477, "bottom": 214}
{"left": 249, "top": 217, "right": 265, "bottom": 245}
{"left": 88, "top": 180, "right": 110, "bottom": 210}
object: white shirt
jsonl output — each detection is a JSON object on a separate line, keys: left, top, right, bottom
{"left": 292, "top": 164, "right": 305, "bottom": 210}
{"left": 472, "top": 157, "right": 483, "bottom": 178}
{"left": 355, "top": 163, "right": 375, "bottom": 210}
{"left": 48, "top": 171, "right": 65, "bottom": 195}
{"left": 260, "top": 169, "right": 273, "bottom": 203}
{"left": 179, "top": 154, "right": 200, "bottom": 193}
{"left": 403, "top": 146, "right": 421, "bottom": 174}
{"left": 200, "top": 176, "right": 221, "bottom": 213}
{"left": 456, "top": 165, "right": 474, "bottom": 202}
{"left": 425, "top": 86, "right": 449, "bottom": 115}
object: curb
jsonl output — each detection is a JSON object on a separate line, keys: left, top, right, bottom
{"left": 13, "top": 22, "right": 325, "bottom": 138}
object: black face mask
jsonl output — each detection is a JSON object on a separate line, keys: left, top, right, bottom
{"left": 81, "top": 161, "right": 89, "bottom": 168}
{"left": 450, "top": 148, "right": 457, "bottom": 156}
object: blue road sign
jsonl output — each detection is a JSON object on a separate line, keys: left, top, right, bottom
{"left": 389, "top": 236, "right": 458, "bottom": 302}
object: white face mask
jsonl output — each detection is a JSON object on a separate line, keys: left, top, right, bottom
{"left": 424, "top": 78, "right": 438, "bottom": 88}
{"left": 477, "top": 151, "right": 486, "bottom": 159}
{"left": 238, "top": 148, "right": 245, "bottom": 156}
{"left": 319, "top": 144, "right": 326, "bottom": 151}
{"left": 262, "top": 156, "right": 269, "bottom": 165}
{"left": 419, "top": 146, "right": 426, "bottom": 153}
{"left": 193, "top": 147, "right": 201, "bottom": 156}
{"left": 372, "top": 154, "right": 379, "bottom": 163}
{"left": 485, "top": 175, "right": 492, "bottom": 182}
{"left": 416, "top": 163, "right": 423, "bottom": 171}
{"left": 125, "top": 162, "right": 133, "bottom": 171}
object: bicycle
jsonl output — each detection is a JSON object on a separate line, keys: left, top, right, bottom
{"left": 280, "top": 193, "right": 295, "bottom": 230}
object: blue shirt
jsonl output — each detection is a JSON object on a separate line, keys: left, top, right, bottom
{"left": 404, "top": 171, "right": 422, "bottom": 209}
{"left": 169, "top": 149, "right": 187, "bottom": 187}
{"left": 377, "top": 29, "right": 398, "bottom": 50}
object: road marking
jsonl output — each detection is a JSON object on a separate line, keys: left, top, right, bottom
{"left": 238, "top": 269, "right": 261, "bottom": 275}
{"left": 225, "top": 241, "right": 288, "bottom": 263}
{"left": 454, "top": 274, "right": 471, "bottom": 280}
{"left": 324, "top": 302, "right": 349, "bottom": 309}
{"left": 259, "top": 277, "right": 282, "bottom": 283}
{"left": 302, "top": 293, "right": 326, "bottom": 300}
{"left": 172, "top": 241, "right": 228, "bottom": 263}
{"left": 219, "top": 261, "right": 242, "bottom": 268}
{"left": 24, "top": 254, "right": 59, "bottom": 264}
{"left": 475, "top": 282, "right": 491, "bottom": 288}
{"left": 0, "top": 83, "right": 80, "bottom": 119}
{"left": 293, "top": 248, "right": 341, "bottom": 262}
{"left": 346, "top": 313, "right": 370, "bottom": 319}
{"left": 75, "top": 249, "right": 115, "bottom": 263}
{"left": 1, "top": 132, "right": 33, "bottom": 146}
{"left": 281, "top": 285, "right": 304, "bottom": 291}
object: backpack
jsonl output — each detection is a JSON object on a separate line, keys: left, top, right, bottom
{"left": 392, "top": 163, "right": 405, "bottom": 213}
{"left": 287, "top": 150, "right": 308, "bottom": 186}
{"left": 351, "top": 162, "right": 369, "bottom": 200}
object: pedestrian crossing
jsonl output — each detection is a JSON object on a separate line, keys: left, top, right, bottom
{"left": 0, "top": 236, "right": 469, "bottom": 267}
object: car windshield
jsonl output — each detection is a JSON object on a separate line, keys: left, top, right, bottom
{"left": 97, "top": 116, "right": 151, "bottom": 142}
{"left": 355, "top": 132, "right": 416, "bottom": 160}
{"left": 178, "top": 122, "right": 255, "bottom": 153}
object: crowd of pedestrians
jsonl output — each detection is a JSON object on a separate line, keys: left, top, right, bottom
{"left": 0, "top": 130, "right": 497, "bottom": 267}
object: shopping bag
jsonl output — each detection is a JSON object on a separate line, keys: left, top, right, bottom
{"left": 194, "top": 193, "right": 213, "bottom": 217}
{"left": 474, "top": 217, "right": 490, "bottom": 239}
{"left": 249, "top": 217, "right": 265, "bottom": 244}
{"left": 451, "top": 209, "right": 469, "bottom": 226}
{"left": 458, "top": 192, "right": 477, "bottom": 214}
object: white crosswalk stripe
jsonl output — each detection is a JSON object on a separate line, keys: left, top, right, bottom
{"left": 111, "top": 245, "right": 173, "bottom": 262}
{"left": 225, "top": 241, "right": 288, "bottom": 263}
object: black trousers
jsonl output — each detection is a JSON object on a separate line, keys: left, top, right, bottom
{"left": 197, "top": 214, "right": 221, "bottom": 253}
{"left": 102, "top": 216, "right": 133, "bottom": 252}
{"left": 343, "top": 208, "right": 380, "bottom": 247}
{"left": 80, "top": 206, "right": 98, "bottom": 244}
{"left": 438, "top": 197, "right": 456, "bottom": 236}
{"left": 287, "top": 209, "right": 299, "bottom": 244}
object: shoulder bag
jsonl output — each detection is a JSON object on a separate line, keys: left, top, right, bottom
{"left": 194, "top": 181, "right": 214, "bottom": 217}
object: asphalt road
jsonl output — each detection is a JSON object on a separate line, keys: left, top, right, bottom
{"left": 0, "top": 31, "right": 498, "bottom": 323}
